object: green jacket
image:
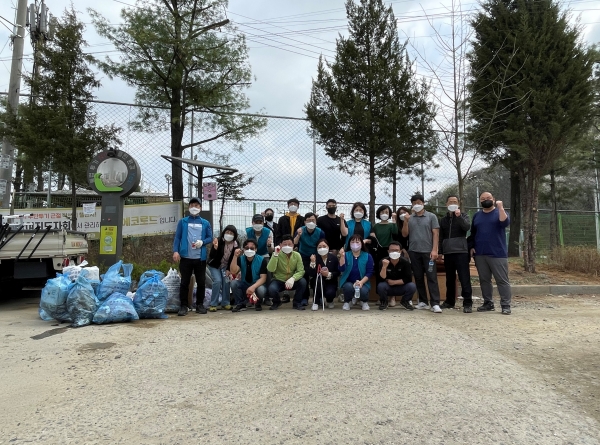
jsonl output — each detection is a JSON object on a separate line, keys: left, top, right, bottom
{"left": 267, "top": 251, "right": 305, "bottom": 282}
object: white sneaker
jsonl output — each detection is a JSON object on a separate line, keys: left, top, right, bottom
{"left": 415, "top": 302, "right": 430, "bottom": 310}
{"left": 389, "top": 297, "right": 396, "bottom": 307}
{"left": 342, "top": 302, "right": 350, "bottom": 311}
{"left": 327, "top": 302, "right": 335, "bottom": 309}
{"left": 351, "top": 298, "right": 358, "bottom": 306}
{"left": 362, "top": 302, "right": 370, "bottom": 311}
{"left": 431, "top": 305, "right": 442, "bottom": 313}
{"left": 311, "top": 303, "right": 319, "bottom": 311}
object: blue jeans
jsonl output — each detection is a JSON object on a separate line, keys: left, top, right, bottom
{"left": 268, "top": 278, "right": 307, "bottom": 307}
{"left": 230, "top": 280, "right": 267, "bottom": 305}
{"left": 208, "top": 266, "right": 231, "bottom": 307}
{"left": 341, "top": 281, "right": 369, "bottom": 303}
{"left": 376, "top": 281, "right": 417, "bottom": 304}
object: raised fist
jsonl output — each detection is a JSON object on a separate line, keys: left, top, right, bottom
{"left": 213, "top": 237, "right": 218, "bottom": 249}
{"left": 496, "top": 200, "right": 503, "bottom": 209}
{"left": 234, "top": 248, "right": 242, "bottom": 257}
{"left": 382, "top": 258, "right": 390, "bottom": 267}
{"left": 310, "top": 254, "right": 316, "bottom": 262}
{"left": 297, "top": 228, "right": 303, "bottom": 236}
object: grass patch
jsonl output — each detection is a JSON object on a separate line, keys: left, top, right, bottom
{"left": 548, "top": 246, "right": 600, "bottom": 276}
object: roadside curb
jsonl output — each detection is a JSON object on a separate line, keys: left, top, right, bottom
{"left": 463, "top": 285, "right": 600, "bottom": 296}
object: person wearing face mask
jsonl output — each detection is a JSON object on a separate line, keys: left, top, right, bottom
{"left": 395, "top": 206, "right": 410, "bottom": 255}
{"left": 316, "top": 199, "right": 345, "bottom": 253}
{"left": 439, "top": 195, "right": 472, "bottom": 312}
{"left": 342, "top": 202, "right": 375, "bottom": 250}
{"left": 267, "top": 234, "right": 307, "bottom": 310}
{"left": 373, "top": 205, "right": 398, "bottom": 282}
{"left": 401, "top": 194, "right": 442, "bottom": 313}
{"left": 172, "top": 197, "right": 213, "bottom": 316}
{"left": 338, "top": 234, "right": 374, "bottom": 311}
{"left": 274, "top": 198, "right": 305, "bottom": 246}
{"left": 239, "top": 214, "right": 274, "bottom": 258}
{"left": 307, "top": 239, "right": 340, "bottom": 309}
{"left": 207, "top": 225, "right": 239, "bottom": 312}
{"left": 263, "top": 208, "right": 278, "bottom": 234}
{"left": 467, "top": 192, "right": 512, "bottom": 315}
{"left": 230, "top": 239, "right": 269, "bottom": 312}
{"left": 294, "top": 212, "right": 326, "bottom": 307}
{"left": 376, "top": 241, "right": 416, "bottom": 310}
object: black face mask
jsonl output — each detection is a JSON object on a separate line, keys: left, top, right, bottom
{"left": 265, "top": 215, "right": 274, "bottom": 222}
{"left": 327, "top": 207, "right": 337, "bottom": 215}
{"left": 481, "top": 199, "right": 494, "bottom": 209}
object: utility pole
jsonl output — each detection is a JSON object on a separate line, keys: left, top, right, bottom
{"left": 0, "top": 0, "right": 28, "bottom": 209}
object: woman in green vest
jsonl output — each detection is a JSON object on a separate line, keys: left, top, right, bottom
{"left": 338, "top": 234, "right": 375, "bottom": 311}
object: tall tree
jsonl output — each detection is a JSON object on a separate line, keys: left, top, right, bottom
{"left": 305, "top": 0, "right": 436, "bottom": 221}
{"left": 90, "top": 0, "right": 265, "bottom": 202}
{"left": 0, "top": 7, "right": 120, "bottom": 228}
{"left": 468, "top": 0, "right": 595, "bottom": 272}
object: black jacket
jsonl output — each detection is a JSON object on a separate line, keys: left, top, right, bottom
{"left": 379, "top": 256, "right": 413, "bottom": 283}
{"left": 307, "top": 253, "right": 340, "bottom": 287}
{"left": 207, "top": 239, "right": 238, "bottom": 270}
{"left": 275, "top": 214, "right": 305, "bottom": 245}
{"left": 439, "top": 212, "right": 471, "bottom": 254}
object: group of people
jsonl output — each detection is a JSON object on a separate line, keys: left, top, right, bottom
{"left": 172, "top": 193, "right": 512, "bottom": 316}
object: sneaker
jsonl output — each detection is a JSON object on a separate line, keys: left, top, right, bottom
{"left": 501, "top": 306, "right": 511, "bottom": 315}
{"left": 281, "top": 293, "right": 290, "bottom": 303}
{"left": 351, "top": 298, "right": 358, "bottom": 306}
{"left": 477, "top": 302, "right": 495, "bottom": 312}
{"left": 431, "top": 305, "right": 442, "bottom": 313}
{"left": 342, "top": 302, "right": 350, "bottom": 311}
{"left": 263, "top": 299, "right": 273, "bottom": 307}
{"left": 440, "top": 302, "right": 454, "bottom": 309}
{"left": 312, "top": 303, "right": 319, "bottom": 311}
{"left": 255, "top": 304, "right": 262, "bottom": 311}
{"left": 327, "top": 302, "right": 335, "bottom": 309}
{"left": 415, "top": 302, "right": 430, "bottom": 310}
{"left": 269, "top": 302, "right": 282, "bottom": 310}
{"left": 196, "top": 305, "right": 207, "bottom": 314}
{"left": 463, "top": 306, "right": 472, "bottom": 313}
{"left": 400, "top": 300, "right": 414, "bottom": 311}
{"left": 223, "top": 305, "right": 232, "bottom": 310}
{"left": 362, "top": 302, "right": 370, "bottom": 311}
{"left": 378, "top": 300, "right": 388, "bottom": 311}
{"left": 231, "top": 304, "right": 246, "bottom": 313}
{"left": 177, "top": 306, "right": 188, "bottom": 316}
{"left": 208, "top": 306, "right": 217, "bottom": 312}
{"left": 389, "top": 296, "right": 396, "bottom": 307}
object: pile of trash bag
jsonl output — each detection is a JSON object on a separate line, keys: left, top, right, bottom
{"left": 40, "top": 273, "right": 73, "bottom": 322}
{"left": 133, "top": 273, "right": 169, "bottom": 319}
{"left": 67, "top": 272, "right": 98, "bottom": 328}
{"left": 93, "top": 292, "right": 139, "bottom": 324}
{"left": 97, "top": 261, "right": 133, "bottom": 302}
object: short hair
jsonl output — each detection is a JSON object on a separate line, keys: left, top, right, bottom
{"left": 410, "top": 194, "right": 425, "bottom": 203}
{"left": 264, "top": 208, "right": 274, "bottom": 214}
{"left": 376, "top": 205, "right": 392, "bottom": 219}
{"left": 281, "top": 234, "right": 294, "bottom": 242}
{"left": 287, "top": 198, "right": 300, "bottom": 205}
{"left": 326, "top": 199, "right": 337, "bottom": 205}
{"left": 446, "top": 194, "right": 459, "bottom": 202}
{"left": 479, "top": 191, "right": 494, "bottom": 199}
{"left": 317, "top": 238, "right": 330, "bottom": 247}
{"left": 221, "top": 225, "right": 238, "bottom": 241}
{"left": 304, "top": 212, "right": 316, "bottom": 220}
{"left": 351, "top": 202, "right": 368, "bottom": 219}
{"left": 388, "top": 241, "right": 402, "bottom": 249}
{"left": 243, "top": 239, "right": 257, "bottom": 249}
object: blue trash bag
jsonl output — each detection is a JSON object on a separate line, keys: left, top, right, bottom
{"left": 39, "top": 307, "right": 54, "bottom": 321}
{"left": 89, "top": 279, "right": 100, "bottom": 297}
{"left": 67, "top": 274, "right": 98, "bottom": 328}
{"left": 97, "top": 261, "right": 133, "bottom": 302}
{"left": 93, "top": 292, "right": 139, "bottom": 324}
{"left": 40, "top": 273, "right": 73, "bottom": 322}
{"left": 133, "top": 274, "right": 168, "bottom": 319}
{"left": 138, "top": 269, "right": 165, "bottom": 288}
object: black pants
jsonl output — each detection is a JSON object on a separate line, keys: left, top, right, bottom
{"left": 312, "top": 276, "right": 338, "bottom": 304}
{"left": 301, "top": 255, "right": 312, "bottom": 302}
{"left": 374, "top": 246, "right": 389, "bottom": 285}
{"left": 444, "top": 253, "right": 472, "bottom": 307}
{"left": 408, "top": 251, "right": 440, "bottom": 306}
{"left": 179, "top": 257, "right": 207, "bottom": 307}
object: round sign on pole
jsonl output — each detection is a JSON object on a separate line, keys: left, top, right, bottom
{"left": 87, "top": 150, "right": 141, "bottom": 196}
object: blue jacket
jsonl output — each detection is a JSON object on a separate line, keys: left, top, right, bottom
{"left": 338, "top": 251, "right": 373, "bottom": 289}
{"left": 345, "top": 219, "right": 372, "bottom": 248}
{"left": 173, "top": 215, "right": 213, "bottom": 260}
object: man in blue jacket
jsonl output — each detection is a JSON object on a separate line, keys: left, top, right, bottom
{"left": 172, "top": 197, "right": 213, "bottom": 316}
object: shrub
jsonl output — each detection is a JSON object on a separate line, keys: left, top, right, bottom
{"left": 548, "top": 246, "right": 600, "bottom": 275}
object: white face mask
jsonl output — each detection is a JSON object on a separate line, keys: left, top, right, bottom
{"left": 244, "top": 249, "right": 256, "bottom": 258}
{"left": 189, "top": 207, "right": 200, "bottom": 215}
{"left": 380, "top": 214, "right": 389, "bottom": 221}
{"left": 253, "top": 224, "right": 263, "bottom": 232}
{"left": 354, "top": 212, "right": 364, "bottom": 219}
{"left": 317, "top": 247, "right": 329, "bottom": 256}
{"left": 412, "top": 204, "right": 424, "bottom": 213}
{"left": 389, "top": 251, "right": 401, "bottom": 260}
{"left": 399, "top": 213, "right": 406, "bottom": 221}
{"left": 448, "top": 204, "right": 459, "bottom": 212}
{"left": 306, "top": 222, "right": 316, "bottom": 230}
{"left": 281, "top": 245, "right": 293, "bottom": 254}
{"left": 289, "top": 205, "right": 298, "bottom": 213}
{"left": 223, "top": 234, "right": 234, "bottom": 242}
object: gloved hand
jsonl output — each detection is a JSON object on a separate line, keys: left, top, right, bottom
{"left": 285, "top": 277, "right": 295, "bottom": 290}
{"left": 196, "top": 240, "right": 203, "bottom": 248}
{"left": 273, "top": 245, "right": 281, "bottom": 256}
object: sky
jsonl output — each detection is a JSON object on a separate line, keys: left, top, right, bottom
{"left": 0, "top": 0, "right": 599, "bottom": 209}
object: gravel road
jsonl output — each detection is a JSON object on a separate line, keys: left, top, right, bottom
{"left": 1, "top": 294, "right": 599, "bottom": 445}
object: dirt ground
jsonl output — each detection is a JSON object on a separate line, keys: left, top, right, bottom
{"left": 0, "top": 291, "right": 599, "bottom": 444}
